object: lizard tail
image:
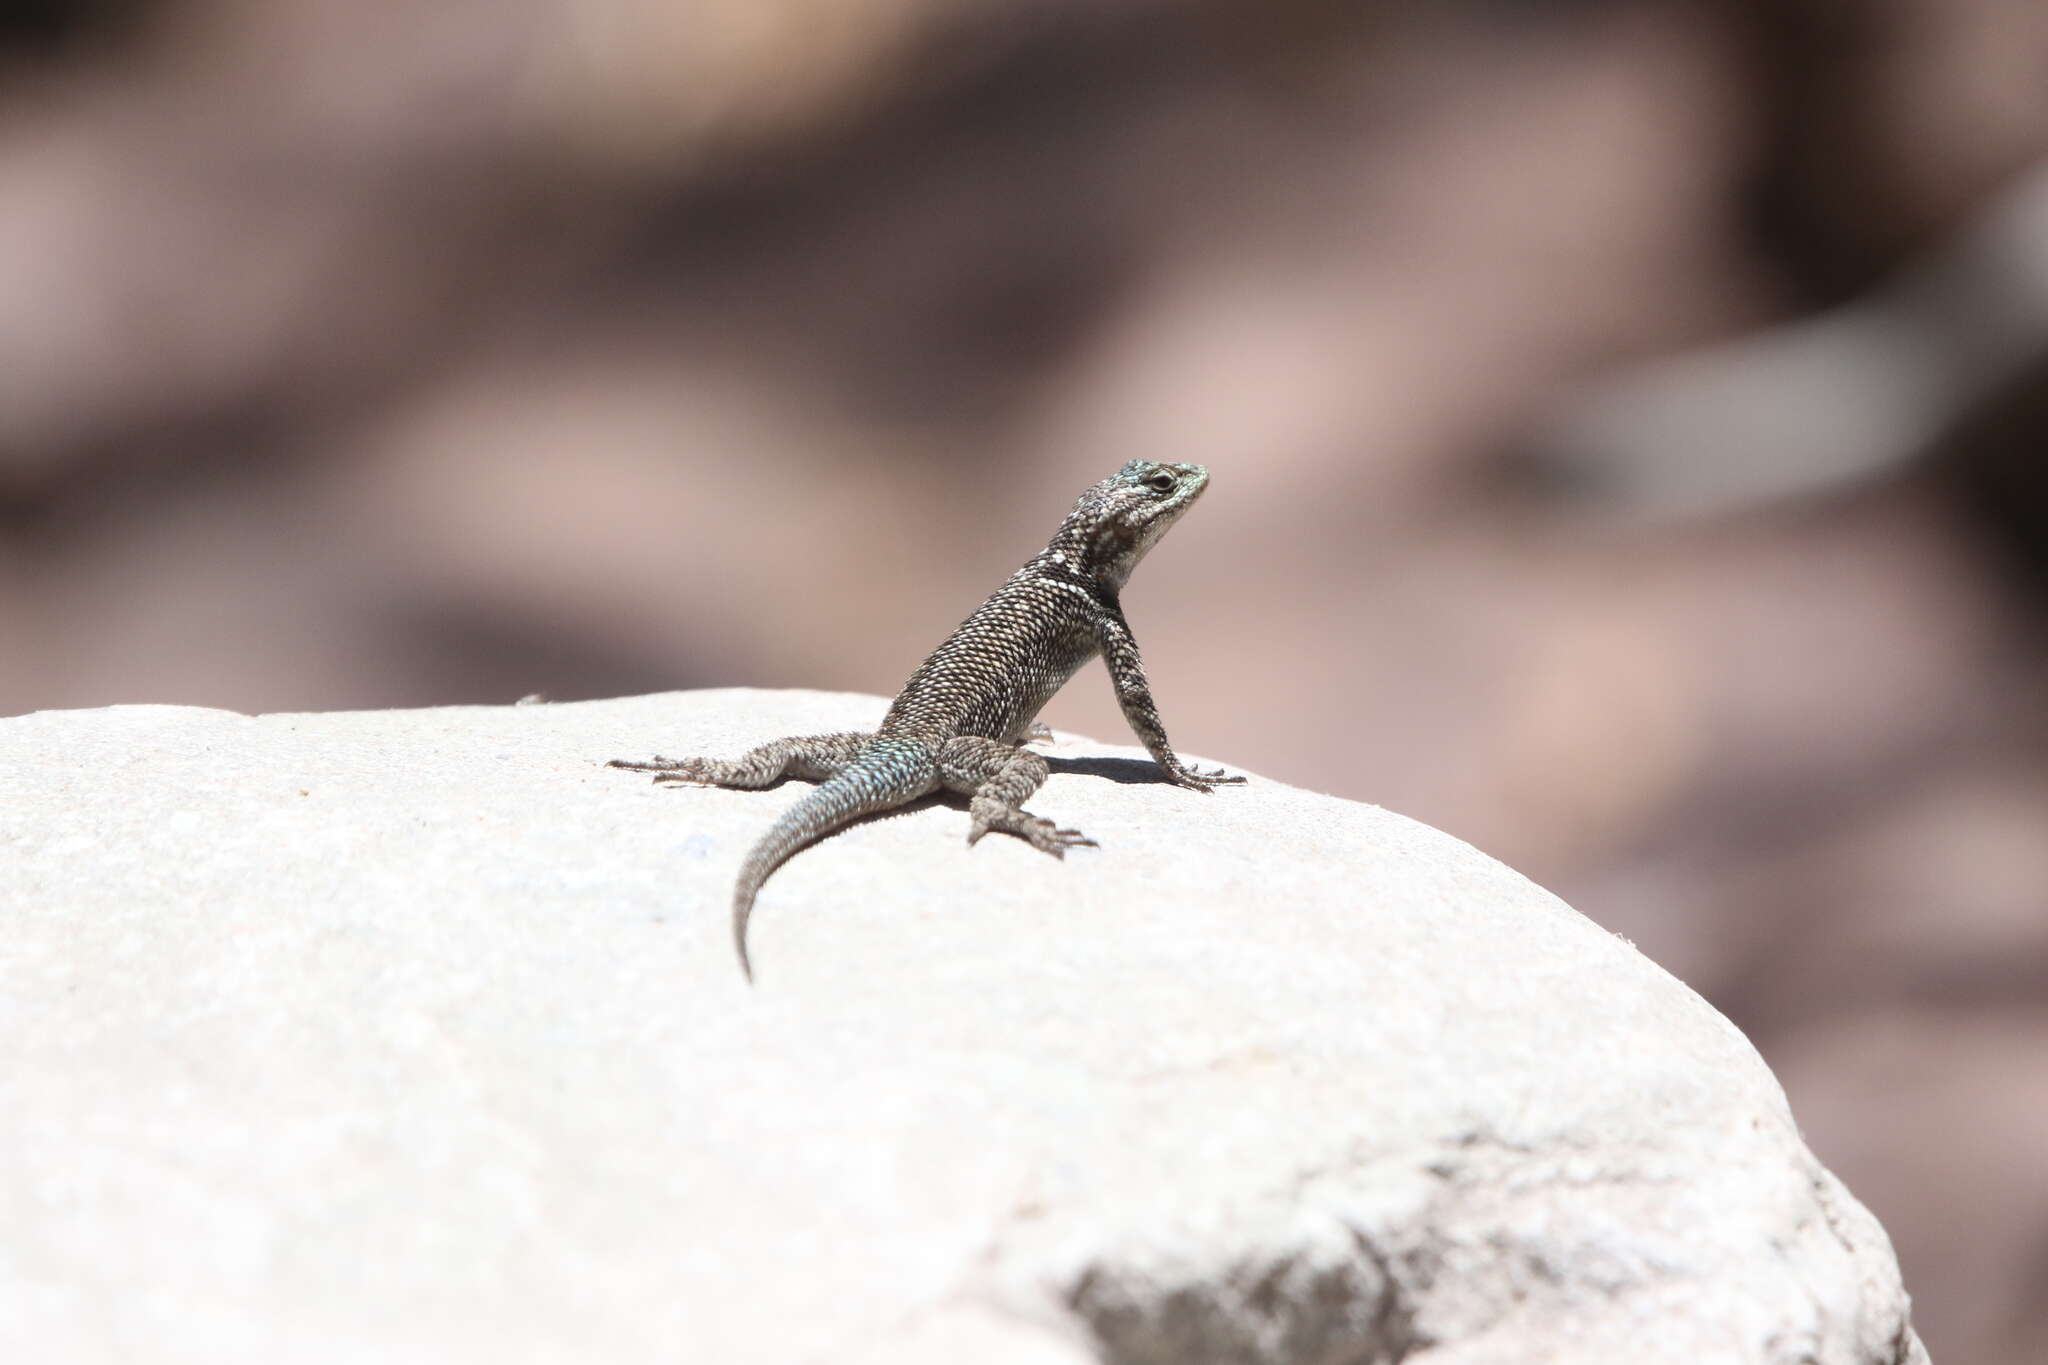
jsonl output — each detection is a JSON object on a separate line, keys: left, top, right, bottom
{"left": 731, "top": 741, "right": 928, "bottom": 982}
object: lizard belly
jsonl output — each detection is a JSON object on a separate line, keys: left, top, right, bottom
{"left": 997, "top": 662, "right": 1086, "bottom": 741}
{"left": 984, "top": 626, "right": 1096, "bottom": 740}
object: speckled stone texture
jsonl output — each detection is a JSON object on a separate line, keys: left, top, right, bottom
{"left": 0, "top": 690, "right": 1925, "bottom": 1364}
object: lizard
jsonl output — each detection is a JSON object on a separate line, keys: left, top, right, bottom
{"left": 608, "top": 459, "right": 1242, "bottom": 980}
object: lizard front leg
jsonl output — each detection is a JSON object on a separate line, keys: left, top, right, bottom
{"left": 937, "top": 737, "right": 1097, "bottom": 857}
{"left": 1097, "top": 611, "right": 1245, "bottom": 792}
{"left": 608, "top": 732, "right": 872, "bottom": 787}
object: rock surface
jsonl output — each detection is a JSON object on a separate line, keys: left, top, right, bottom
{"left": 1, "top": 689, "right": 1924, "bottom": 1364}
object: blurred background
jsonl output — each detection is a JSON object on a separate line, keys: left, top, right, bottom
{"left": 3, "top": 0, "right": 2045, "bottom": 1357}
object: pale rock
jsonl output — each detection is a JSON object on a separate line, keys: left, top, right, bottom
{"left": 0, "top": 690, "right": 1925, "bottom": 1364}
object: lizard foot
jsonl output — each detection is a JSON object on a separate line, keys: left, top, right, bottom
{"left": 608, "top": 756, "right": 717, "bottom": 783}
{"left": 967, "top": 813, "right": 1098, "bottom": 858}
{"left": 1171, "top": 765, "right": 1245, "bottom": 792}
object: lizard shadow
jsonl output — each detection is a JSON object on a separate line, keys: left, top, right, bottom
{"left": 834, "top": 756, "right": 1179, "bottom": 843}
{"left": 857, "top": 755, "right": 1183, "bottom": 829}
{"left": 1042, "top": 754, "right": 1186, "bottom": 786}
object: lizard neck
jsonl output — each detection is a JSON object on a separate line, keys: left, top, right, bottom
{"left": 1040, "top": 511, "right": 1159, "bottom": 594}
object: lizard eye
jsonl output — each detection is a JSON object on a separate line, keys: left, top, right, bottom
{"left": 1144, "top": 471, "right": 1176, "bottom": 494}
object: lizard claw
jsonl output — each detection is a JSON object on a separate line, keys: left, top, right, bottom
{"left": 1037, "top": 825, "right": 1097, "bottom": 857}
{"left": 1174, "top": 765, "right": 1243, "bottom": 791}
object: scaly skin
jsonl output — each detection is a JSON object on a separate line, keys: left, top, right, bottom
{"left": 610, "top": 460, "right": 1242, "bottom": 979}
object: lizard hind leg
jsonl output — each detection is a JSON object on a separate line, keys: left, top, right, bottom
{"left": 937, "top": 737, "right": 1098, "bottom": 859}
{"left": 607, "top": 732, "right": 872, "bottom": 788}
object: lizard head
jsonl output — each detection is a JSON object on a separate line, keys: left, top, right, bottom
{"left": 1058, "top": 460, "right": 1210, "bottom": 590}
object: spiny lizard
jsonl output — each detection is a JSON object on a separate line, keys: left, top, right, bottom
{"left": 609, "top": 460, "right": 1242, "bottom": 979}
